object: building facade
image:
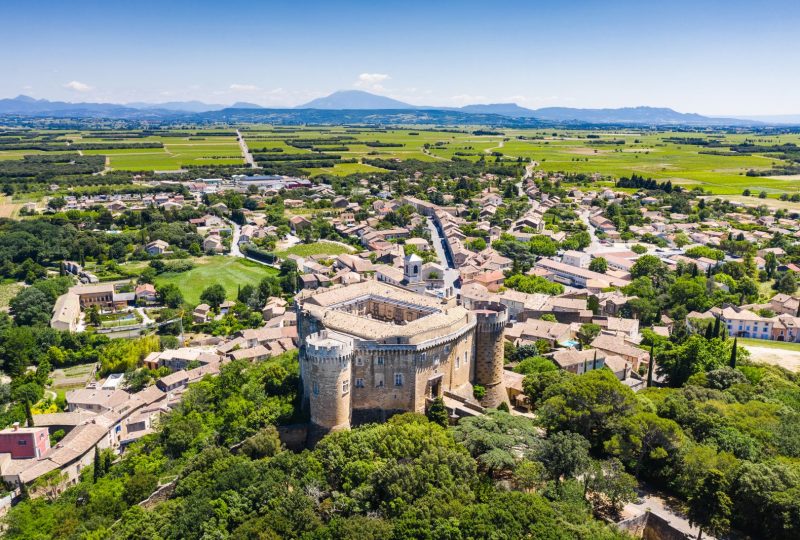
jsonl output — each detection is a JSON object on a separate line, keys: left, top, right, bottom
{"left": 295, "top": 281, "right": 508, "bottom": 441}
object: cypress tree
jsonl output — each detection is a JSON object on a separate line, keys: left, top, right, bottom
{"left": 104, "top": 452, "right": 112, "bottom": 474}
{"left": 713, "top": 316, "right": 721, "bottom": 339}
{"left": 93, "top": 446, "right": 101, "bottom": 483}
{"left": 647, "top": 345, "right": 655, "bottom": 388}
{"left": 705, "top": 321, "right": 714, "bottom": 339}
{"left": 729, "top": 337, "right": 738, "bottom": 368}
{"left": 592, "top": 350, "right": 598, "bottom": 371}
{"left": 24, "top": 400, "right": 33, "bottom": 428}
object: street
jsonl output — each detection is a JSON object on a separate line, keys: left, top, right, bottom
{"left": 427, "top": 217, "right": 460, "bottom": 292}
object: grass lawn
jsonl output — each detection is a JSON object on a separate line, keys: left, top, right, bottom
{"left": 739, "top": 337, "right": 800, "bottom": 352}
{"left": 275, "top": 240, "right": 354, "bottom": 258}
{"left": 0, "top": 282, "right": 23, "bottom": 308}
{"left": 155, "top": 256, "right": 278, "bottom": 305}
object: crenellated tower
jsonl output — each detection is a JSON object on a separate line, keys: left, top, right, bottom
{"left": 304, "top": 330, "right": 354, "bottom": 441}
{"left": 471, "top": 300, "right": 509, "bottom": 408}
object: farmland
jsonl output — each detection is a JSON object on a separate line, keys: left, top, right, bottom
{"left": 1, "top": 125, "right": 799, "bottom": 196}
{"left": 154, "top": 256, "right": 278, "bottom": 305}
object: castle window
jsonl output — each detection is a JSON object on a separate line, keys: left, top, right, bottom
{"left": 394, "top": 373, "right": 404, "bottom": 387}
{"left": 313, "top": 382, "right": 319, "bottom": 395}
{"left": 420, "top": 352, "right": 426, "bottom": 363}
{"left": 342, "top": 379, "right": 350, "bottom": 394}
{"left": 434, "top": 355, "right": 440, "bottom": 367}
{"left": 444, "top": 344, "right": 451, "bottom": 355}
{"left": 355, "top": 357, "right": 364, "bottom": 366}
{"left": 456, "top": 356, "right": 461, "bottom": 369}
{"left": 355, "top": 378, "right": 364, "bottom": 388}
{"left": 376, "top": 374, "right": 384, "bottom": 387}
{"left": 377, "top": 356, "right": 385, "bottom": 365}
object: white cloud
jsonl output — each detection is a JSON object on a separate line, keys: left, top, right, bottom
{"left": 64, "top": 81, "right": 92, "bottom": 92}
{"left": 354, "top": 73, "right": 390, "bottom": 91}
{"left": 230, "top": 83, "right": 258, "bottom": 92}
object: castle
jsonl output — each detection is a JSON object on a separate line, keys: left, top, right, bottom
{"left": 295, "top": 278, "right": 508, "bottom": 440}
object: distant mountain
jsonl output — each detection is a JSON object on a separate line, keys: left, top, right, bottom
{"left": 230, "top": 101, "right": 264, "bottom": 109}
{"left": 0, "top": 91, "right": 785, "bottom": 126}
{"left": 529, "top": 106, "right": 754, "bottom": 125}
{"left": 126, "top": 100, "right": 224, "bottom": 112}
{"left": 298, "top": 90, "right": 415, "bottom": 110}
{"left": 732, "top": 114, "right": 800, "bottom": 125}
{"left": 459, "top": 103, "right": 538, "bottom": 117}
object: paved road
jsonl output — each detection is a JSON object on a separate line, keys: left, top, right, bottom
{"left": 427, "top": 218, "right": 460, "bottom": 292}
{"left": 236, "top": 130, "right": 259, "bottom": 169}
{"left": 228, "top": 218, "right": 243, "bottom": 257}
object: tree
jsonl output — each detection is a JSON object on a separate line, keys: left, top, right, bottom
{"left": 426, "top": 397, "right": 450, "bottom": 427}
{"left": 729, "top": 337, "right": 738, "bottom": 368}
{"left": 514, "top": 356, "right": 557, "bottom": 375}
{"left": 157, "top": 283, "right": 184, "bottom": 309}
{"left": 585, "top": 458, "right": 637, "bottom": 517}
{"left": 87, "top": 305, "right": 102, "bottom": 326}
{"left": 577, "top": 323, "right": 601, "bottom": 348}
{"left": 93, "top": 446, "right": 102, "bottom": 483}
{"left": 200, "top": 284, "right": 227, "bottom": 310}
{"left": 24, "top": 399, "right": 34, "bottom": 427}
{"left": 647, "top": 345, "right": 655, "bottom": 388}
{"left": 9, "top": 286, "right": 52, "bottom": 326}
{"left": 773, "top": 271, "right": 797, "bottom": 294}
{"left": 535, "top": 431, "right": 590, "bottom": 488}
{"left": 764, "top": 252, "right": 778, "bottom": 279}
{"left": 32, "top": 470, "right": 66, "bottom": 502}
{"left": 688, "top": 469, "right": 732, "bottom": 540}
{"left": 589, "top": 257, "right": 608, "bottom": 274}
{"left": 240, "top": 426, "right": 282, "bottom": 459}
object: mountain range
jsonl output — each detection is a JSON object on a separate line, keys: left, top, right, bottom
{"left": 0, "top": 90, "right": 794, "bottom": 126}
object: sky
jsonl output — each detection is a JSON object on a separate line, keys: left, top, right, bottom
{"left": 2, "top": 0, "right": 799, "bottom": 115}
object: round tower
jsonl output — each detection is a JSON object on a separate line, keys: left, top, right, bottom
{"left": 472, "top": 301, "right": 509, "bottom": 408}
{"left": 305, "top": 330, "right": 354, "bottom": 441}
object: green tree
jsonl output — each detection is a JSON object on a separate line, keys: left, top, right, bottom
{"left": 535, "top": 431, "right": 591, "bottom": 488}
{"left": 9, "top": 286, "right": 52, "bottom": 326}
{"left": 200, "top": 283, "right": 227, "bottom": 310}
{"left": 688, "top": 469, "right": 732, "bottom": 540}
{"left": 589, "top": 257, "right": 608, "bottom": 274}
{"left": 157, "top": 283, "right": 184, "bottom": 309}
{"left": 425, "top": 396, "right": 450, "bottom": 427}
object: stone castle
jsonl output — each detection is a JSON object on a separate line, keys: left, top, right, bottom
{"left": 295, "top": 279, "right": 508, "bottom": 440}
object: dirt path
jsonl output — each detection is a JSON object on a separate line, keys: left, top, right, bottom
{"left": 743, "top": 345, "right": 800, "bottom": 372}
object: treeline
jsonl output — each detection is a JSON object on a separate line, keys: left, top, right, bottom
{"left": 0, "top": 154, "right": 105, "bottom": 182}
{"left": 615, "top": 173, "right": 675, "bottom": 192}
{"left": 364, "top": 141, "right": 404, "bottom": 147}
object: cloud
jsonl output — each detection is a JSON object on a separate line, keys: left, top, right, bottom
{"left": 64, "top": 81, "right": 92, "bottom": 92}
{"left": 229, "top": 83, "right": 258, "bottom": 92}
{"left": 354, "top": 73, "right": 390, "bottom": 91}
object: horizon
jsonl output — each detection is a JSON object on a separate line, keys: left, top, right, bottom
{"left": 2, "top": 0, "right": 799, "bottom": 116}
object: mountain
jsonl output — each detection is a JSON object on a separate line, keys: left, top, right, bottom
{"left": 126, "top": 100, "right": 224, "bottom": 112}
{"left": 230, "top": 101, "right": 264, "bottom": 109}
{"left": 529, "top": 106, "right": 744, "bottom": 125}
{"left": 732, "top": 114, "right": 800, "bottom": 125}
{"left": 298, "top": 90, "right": 415, "bottom": 110}
{"left": 459, "top": 103, "right": 538, "bottom": 117}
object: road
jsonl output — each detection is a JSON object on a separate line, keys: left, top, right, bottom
{"left": 578, "top": 210, "right": 602, "bottom": 254}
{"left": 227, "top": 218, "right": 243, "bottom": 257}
{"left": 236, "top": 130, "right": 258, "bottom": 169}
{"left": 427, "top": 218, "right": 460, "bottom": 292}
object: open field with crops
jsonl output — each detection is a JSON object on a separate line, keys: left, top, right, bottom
{"left": 1, "top": 126, "right": 799, "bottom": 195}
{"left": 154, "top": 256, "right": 278, "bottom": 305}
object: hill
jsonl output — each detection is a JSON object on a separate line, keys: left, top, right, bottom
{"left": 298, "top": 90, "right": 415, "bottom": 110}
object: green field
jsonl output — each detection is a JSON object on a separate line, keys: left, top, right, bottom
{"left": 0, "top": 282, "right": 23, "bottom": 308}
{"left": 739, "top": 337, "right": 800, "bottom": 352}
{"left": 275, "top": 240, "right": 355, "bottom": 258}
{"left": 155, "top": 256, "right": 278, "bottom": 305}
{"left": 3, "top": 126, "right": 799, "bottom": 196}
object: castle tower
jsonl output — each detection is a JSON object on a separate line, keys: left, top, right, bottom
{"left": 304, "top": 330, "right": 354, "bottom": 442}
{"left": 471, "top": 301, "right": 509, "bottom": 408}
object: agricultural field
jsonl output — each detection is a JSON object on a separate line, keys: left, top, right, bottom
{"left": 154, "top": 256, "right": 278, "bottom": 305}
{"left": 0, "top": 281, "right": 23, "bottom": 309}
{"left": 275, "top": 240, "right": 354, "bottom": 258}
{"left": 1, "top": 125, "right": 799, "bottom": 196}
{"left": 76, "top": 132, "right": 243, "bottom": 171}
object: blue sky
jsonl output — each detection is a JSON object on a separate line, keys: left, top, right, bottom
{"left": 2, "top": 0, "right": 799, "bottom": 115}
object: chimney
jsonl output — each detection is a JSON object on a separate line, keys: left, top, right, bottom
{"left": 12, "top": 422, "right": 20, "bottom": 431}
